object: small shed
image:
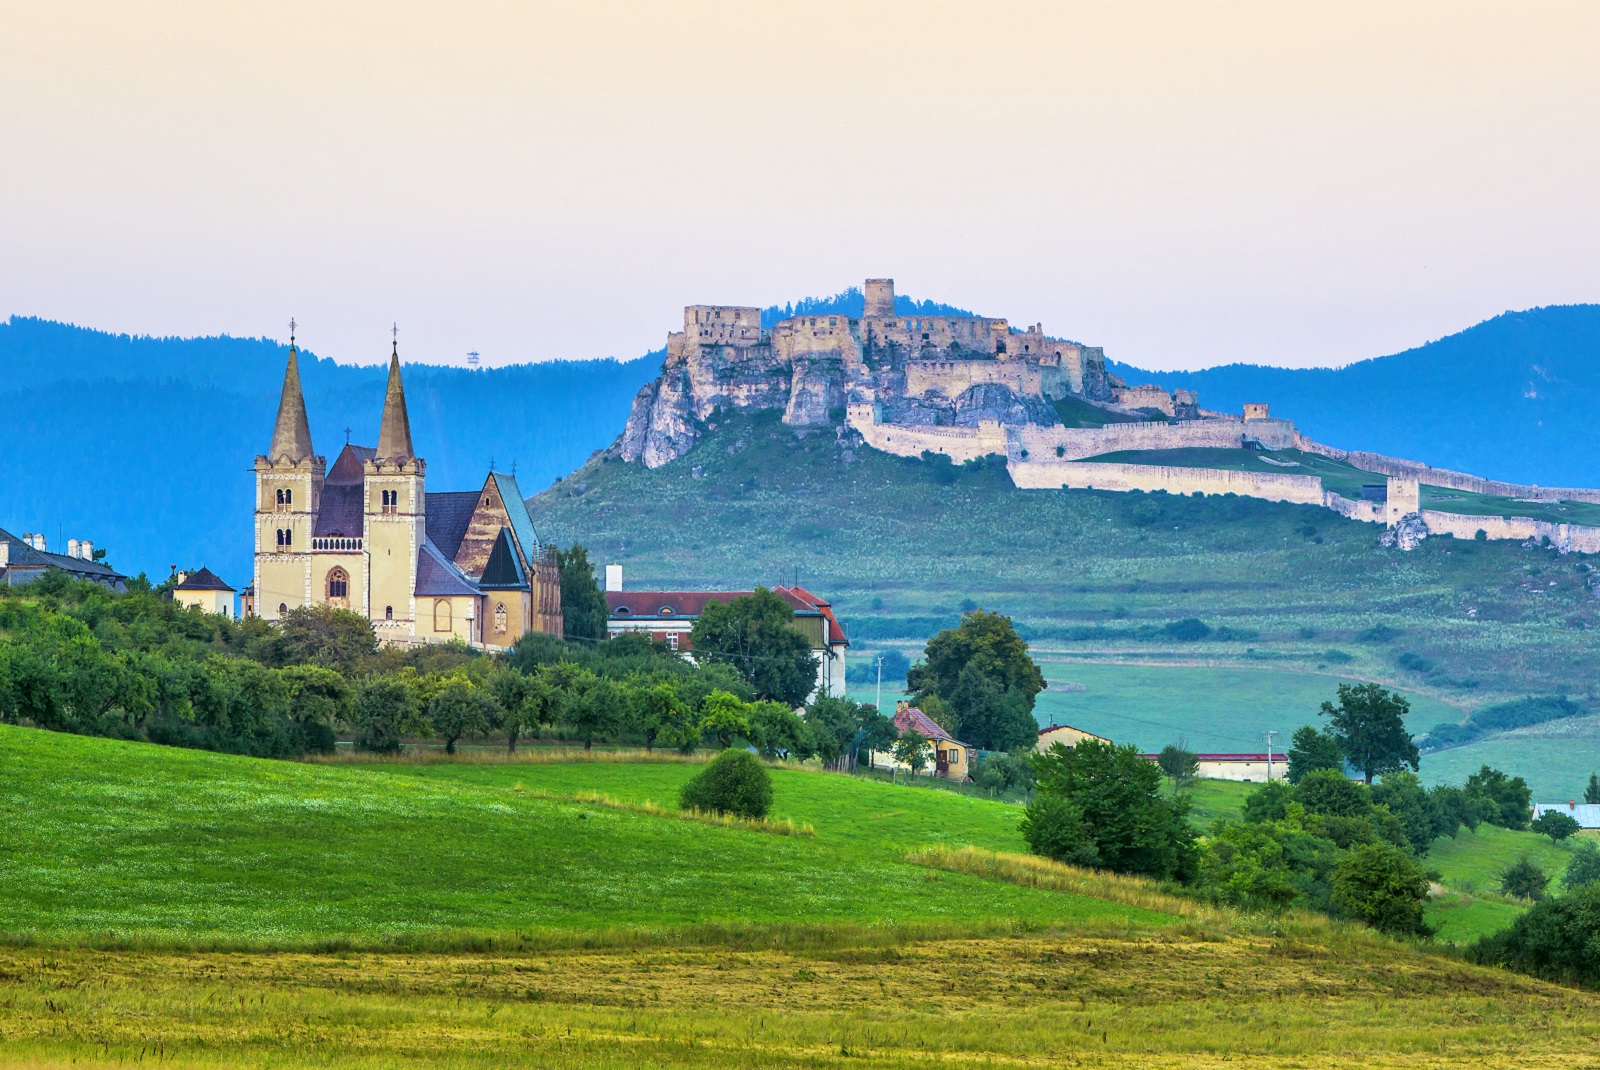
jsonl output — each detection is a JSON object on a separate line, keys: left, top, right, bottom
{"left": 173, "top": 567, "right": 236, "bottom": 618}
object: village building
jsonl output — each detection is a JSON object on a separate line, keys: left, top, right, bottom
{"left": 868, "top": 702, "right": 972, "bottom": 780}
{"left": 0, "top": 528, "right": 126, "bottom": 590}
{"left": 1533, "top": 802, "right": 1600, "bottom": 830}
{"left": 1142, "top": 751, "right": 1289, "bottom": 783}
{"left": 252, "top": 334, "right": 562, "bottom": 646}
{"left": 602, "top": 566, "right": 848, "bottom": 701}
{"left": 172, "top": 567, "right": 236, "bottom": 617}
{"left": 1036, "top": 723, "right": 1112, "bottom": 751}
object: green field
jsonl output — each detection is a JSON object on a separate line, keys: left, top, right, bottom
{"left": 531, "top": 412, "right": 1600, "bottom": 719}
{"left": 1420, "top": 714, "right": 1600, "bottom": 800}
{"left": 11, "top": 726, "right": 1600, "bottom": 1067}
{"left": 1423, "top": 485, "right": 1600, "bottom": 526}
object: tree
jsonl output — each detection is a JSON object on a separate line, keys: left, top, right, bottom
{"left": 679, "top": 748, "right": 773, "bottom": 818}
{"left": 1371, "top": 770, "right": 1437, "bottom": 854}
{"left": 698, "top": 690, "right": 751, "bottom": 749}
{"left": 1293, "top": 768, "right": 1369, "bottom": 818}
{"left": 1019, "top": 793, "right": 1099, "bottom": 868}
{"left": 556, "top": 544, "right": 610, "bottom": 644}
{"left": 1319, "top": 683, "right": 1418, "bottom": 784}
{"left": 894, "top": 729, "right": 930, "bottom": 774}
{"left": 747, "top": 700, "right": 813, "bottom": 761}
{"left": 1027, "top": 739, "right": 1198, "bottom": 882}
{"left": 428, "top": 677, "right": 499, "bottom": 755}
{"left": 1286, "top": 725, "right": 1344, "bottom": 784}
{"left": 1469, "top": 883, "right": 1600, "bottom": 987}
{"left": 805, "top": 695, "right": 872, "bottom": 770}
{"left": 1464, "top": 765, "right": 1533, "bottom": 829}
{"left": 907, "top": 609, "right": 1046, "bottom": 712}
{"left": 634, "top": 682, "right": 693, "bottom": 753}
{"left": 1241, "top": 780, "right": 1295, "bottom": 824}
{"left": 1587, "top": 773, "right": 1600, "bottom": 805}
{"left": 354, "top": 676, "right": 425, "bottom": 753}
{"left": 564, "top": 673, "right": 627, "bottom": 750}
{"left": 1157, "top": 740, "right": 1200, "bottom": 790}
{"left": 492, "top": 669, "right": 557, "bottom": 753}
{"left": 1502, "top": 857, "right": 1549, "bottom": 901}
{"left": 1533, "top": 810, "right": 1582, "bottom": 844}
{"left": 1331, "top": 843, "right": 1431, "bottom": 936}
{"left": 277, "top": 604, "right": 376, "bottom": 672}
{"left": 855, "top": 709, "right": 900, "bottom": 770}
{"left": 974, "top": 749, "right": 1036, "bottom": 796}
{"left": 690, "top": 588, "right": 819, "bottom": 707}
{"left": 1566, "top": 841, "right": 1600, "bottom": 888}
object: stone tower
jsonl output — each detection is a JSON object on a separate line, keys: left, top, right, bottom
{"left": 864, "top": 278, "right": 895, "bottom": 318}
{"left": 253, "top": 339, "right": 325, "bottom": 618}
{"left": 363, "top": 344, "right": 426, "bottom": 636}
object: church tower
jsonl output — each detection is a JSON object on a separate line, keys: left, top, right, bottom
{"left": 253, "top": 329, "right": 325, "bottom": 619}
{"left": 363, "top": 341, "right": 426, "bottom": 639}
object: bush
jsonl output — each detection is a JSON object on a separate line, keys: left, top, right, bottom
{"left": 678, "top": 748, "right": 773, "bottom": 819}
{"left": 1163, "top": 618, "right": 1212, "bottom": 642}
{"left": 1566, "top": 841, "right": 1600, "bottom": 888}
{"left": 1532, "top": 810, "right": 1582, "bottom": 843}
{"left": 1502, "top": 857, "right": 1549, "bottom": 901}
{"left": 1019, "top": 793, "right": 1099, "bottom": 868}
{"left": 1331, "top": 842, "right": 1431, "bottom": 936}
{"left": 1471, "top": 883, "right": 1600, "bottom": 986}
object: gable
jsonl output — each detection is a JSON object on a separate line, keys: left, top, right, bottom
{"left": 479, "top": 527, "right": 528, "bottom": 589}
{"left": 452, "top": 474, "right": 515, "bottom": 578}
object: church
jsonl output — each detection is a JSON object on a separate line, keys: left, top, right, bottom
{"left": 251, "top": 336, "right": 562, "bottom": 646}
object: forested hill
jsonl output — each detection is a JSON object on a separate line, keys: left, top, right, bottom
{"left": 0, "top": 317, "right": 654, "bottom": 584}
{"left": 1112, "top": 304, "right": 1600, "bottom": 488}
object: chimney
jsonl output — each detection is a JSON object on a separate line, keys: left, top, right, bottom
{"left": 1572, "top": 800, "right": 1577, "bottom": 810}
{"left": 605, "top": 563, "right": 623, "bottom": 592}
{"left": 80, "top": 540, "right": 92, "bottom": 561}
{"left": 0, "top": 541, "right": 8, "bottom": 568}
{"left": 31, "top": 534, "right": 45, "bottom": 552}
{"left": 177, "top": 571, "right": 188, "bottom": 585}
{"left": 67, "top": 539, "right": 79, "bottom": 559}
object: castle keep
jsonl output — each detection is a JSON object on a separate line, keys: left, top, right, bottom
{"left": 253, "top": 339, "right": 562, "bottom": 645}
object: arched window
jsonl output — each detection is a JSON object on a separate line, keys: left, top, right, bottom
{"left": 433, "top": 599, "right": 452, "bottom": 632}
{"left": 494, "top": 602, "right": 507, "bottom": 635}
{"left": 284, "top": 487, "right": 293, "bottom": 506}
{"left": 326, "top": 567, "right": 349, "bottom": 608}
{"left": 278, "top": 602, "right": 288, "bottom": 615}
{"left": 276, "top": 529, "right": 284, "bottom": 547}
{"left": 385, "top": 605, "right": 394, "bottom": 620}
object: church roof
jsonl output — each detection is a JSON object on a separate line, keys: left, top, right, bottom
{"left": 490, "top": 472, "right": 544, "bottom": 558}
{"left": 327, "top": 443, "right": 375, "bottom": 485}
{"left": 415, "top": 539, "right": 480, "bottom": 597}
{"left": 424, "top": 492, "right": 480, "bottom": 561}
{"left": 314, "top": 484, "right": 365, "bottom": 538}
{"left": 375, "top": 349, "right": 415, "bottom": 463}
{"left": 478, "top": 528, "right": 528, "bottom": 588}
{"left": 174, "top": 566, "right": 234, "bottom": 592}
{"left": 267, "top": 345, "right": 315, "bottom": 463}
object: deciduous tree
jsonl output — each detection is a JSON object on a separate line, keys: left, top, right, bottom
{"left": 690, "top": 588, "right": 818, "bottom": 708}
{"left": 1319, "top": 683, "right": 1418, "bottom": 784}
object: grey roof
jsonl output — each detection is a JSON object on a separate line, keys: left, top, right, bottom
{"left": 490, "top": 472, "right": 544, "bottom": 558}
{"left": 424, "top": 492, "right": 480, "bottom": 561}
{"left": 1534, "top": 803, "right": 1600, "bottom": 829}
{"left": 0, "top": 527, "right": 126, "bottom": 583}
{"left": 174, "top": 566, "right": 234, "bottom": 592}
{"left": 327, "top": 443, "right": 376, "bottom": 485}
{"left": 314, "top": 483, "right": 365, "bottom": 538}
{"left": 478, "top": 527, "right": 527, "bottom": 589}
{"left": 414, "top": 539, "right": 480, "bottom": 597}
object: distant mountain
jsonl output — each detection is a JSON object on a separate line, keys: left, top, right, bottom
{"left": 0, "top": 317, "right": 654, "bottom": 584}
{"left": 1111, "top": 305, "right": 1600, "bottom": 488}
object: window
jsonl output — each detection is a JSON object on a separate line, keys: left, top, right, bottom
{"left": 433, "top": 599, "right": 452, "bottom": 632}
{"left": 494, "top": 602, "right": 507, "bottom": 635}
{"left": 385, "top": 605, "right": 393, "bottom": 620}
{"left": 378, "top": 488, "right": 399, "bottom": 514}
{"left": 276, "top": 528, "right": 284, "bottom": 547}
{"left": 666, "top": 632, "right": 679, "bottom": 651}
{"left": 615, "top": 606, "right": 630, "bottom": 616}
{"left": 276, "top": 528, "right": 292, "bottom": 550}
{"left": 659, "top": 606, "right": 675, "bottom": 616}
{"left": 278, "top": 602, "right": 287, "bottom": 615}
{"left": 326, "top": 567, "right": 349, "bottom": 607}
{"left": 283, "top": 487, "right": 292, "bottom": 506}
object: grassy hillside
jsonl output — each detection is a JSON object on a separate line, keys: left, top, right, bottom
{"left": 10, "top": 728, "right": 1600, "bottom": 1067}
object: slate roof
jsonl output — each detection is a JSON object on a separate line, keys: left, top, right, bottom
{"left": 0, "top": 528, "right": 126, "bottom": 583}
{"left": 327, "top": 443, "right": 376, "bottom": 485}
{"left": 478, "top": 528, "right": 528, "bottom": 588}
{"left": 314, "top": 483, "right": 365, "bottom": 538}
{"left": 174, "top": 566, "right": 234, "bottom": 592}
{"left": 415, "top": 539, "right": 480, "bottom": 597}
{"left": 491, "top": 472, "right": 544, "bottom": 558}
{"left": 424, "top": 492, "right": 480, "bottom": 561}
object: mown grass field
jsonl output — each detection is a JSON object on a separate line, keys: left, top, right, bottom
{"left": 11, "top": 726, "right": 1600, "bottom": 1067}
{"left": 529, "top": 412, "right": 1600, "bottom": 791}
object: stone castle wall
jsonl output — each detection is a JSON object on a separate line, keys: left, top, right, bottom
{"left": 852, "top": 415, "right": 1010, "bottom": 464}
{"left": 1295, "top": 436, "right": 1600, "bottom": 504}
{"left": 1008, "top": 458, "right": 1326, "bottom": 503}
{"left": 1010, "top": 417, "right": 1297, "bottom": 461}
{"left": 1419, "top": 510, "right": 1600, "bottom": 554}
{"left": 904, "top": 360, "right": 1068, "bottom": 403}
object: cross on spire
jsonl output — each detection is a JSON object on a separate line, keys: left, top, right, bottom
{"left": 288, "top": 317, "right": 297, "bottom": 345}
{"left": 391, "top": 322, "right": 399, "bottom": 356}
{"left": 345, "top": 426, "right": 352, "bottom": 444}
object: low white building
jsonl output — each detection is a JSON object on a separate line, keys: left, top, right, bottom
{"left": 1143, "top": 751, "right": 1288, "bottom": 783}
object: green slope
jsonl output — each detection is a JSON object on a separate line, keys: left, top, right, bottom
{"left": 0, "top": 726, "right": 1159, "bottom": 943}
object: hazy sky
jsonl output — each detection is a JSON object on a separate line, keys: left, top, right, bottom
{"left": 4, "top": 2, "right": 1598, "bottom": 370}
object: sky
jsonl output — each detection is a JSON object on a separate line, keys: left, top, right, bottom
{"left": 3, "top": 1, "right": 1598, "bottom": 371}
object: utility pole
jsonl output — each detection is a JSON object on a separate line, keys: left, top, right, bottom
{"left": 1264, "top": 730, "right": 1278, "bottom": 781}
{"left": 876, "top": 654, "right": 884, "bottom": 714}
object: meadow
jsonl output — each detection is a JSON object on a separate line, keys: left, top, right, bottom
{"left": 7, "top": 725, "right": 1600, "bottom": 1067}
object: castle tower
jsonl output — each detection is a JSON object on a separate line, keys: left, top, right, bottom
{"left": 253, "top": 333, "right": 325, "bottom": 619}
{"left": 863, "top": 278, "right": 895, "bottom": 318}
{"left": 364, "top": 341, "right": 426, "bottom": 636}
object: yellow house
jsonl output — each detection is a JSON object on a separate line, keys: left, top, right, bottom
{"left": 1035, "top": 722, "right": 1111, "bottom": 752}
{"left": 868, "top": 702, "right": 972, "bottom": 780}
{"left": 172, "top": 567, "right": 235, "bottom": 617}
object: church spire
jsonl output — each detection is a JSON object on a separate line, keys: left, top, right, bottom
{"left": 268, "top": 322, "right": 314, "bottom": 462}
{"left": 375, "top": 328, "right": 414, "bottom": 462}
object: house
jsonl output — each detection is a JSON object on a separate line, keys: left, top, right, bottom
{"left": 0, "top": 528, "right": 126, "bottom": 590}
{"left": 1036, "top": 722, "right": 1112, "bottom": 752}
{"left": 1533, "top": 802, "right": 1600, "bottom": 830}
{"left": 869, "top": 702, "right": 972, "bottom": 780}
{"left": 172, "top": 567, "right": 235, "bottom": 617}
{"left": 602, "top": 566, "right": 848, "bottom": 701}
{"left": 1142, "top": 752, "right": 1289, "bottom": 783}
{"left": 252, "top": 334, "right": 561, "bottom": 646}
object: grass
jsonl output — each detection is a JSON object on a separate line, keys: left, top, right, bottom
{"left": 1423, "top": 485, "right": 1600, "bottom": 527}
{"left": 1420, "top": 714, "right": 1600, "bottom": 800}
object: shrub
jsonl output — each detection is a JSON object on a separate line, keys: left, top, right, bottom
{"left": 1567, "top": 841, "right": 1600, "bottom": 889}
{"left": 1502, "top": 857, "right": 1549, "bottom": 901}
{"left": 1532, "top": 810, "right": 1582, "bottom": 843}
{"left": 678, "top": 748, "right": 773, "bottom": 819}
{"left": 1294, "top": 768, "right": 1369, "bottom": 818}
{"left": 1331, "top": 842, "right": 1431, "bottom": 936}
{"left": 1163, "top": 618, "right": 1212, "bottom": 641}
{"left": 1471, "top": 883, "right": 1600, "bottom": 986}
{"left": 1019, "top": 793, "right": 1099, "bottom": 868}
